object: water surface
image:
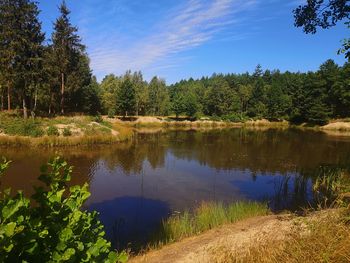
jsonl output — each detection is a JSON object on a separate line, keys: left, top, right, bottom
{"left": 2, "top": 128, "right": 350, "bottom": 249}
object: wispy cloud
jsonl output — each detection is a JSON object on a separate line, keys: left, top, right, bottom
{"left": 83, "top": 0, "right": 258, "bottom": 79}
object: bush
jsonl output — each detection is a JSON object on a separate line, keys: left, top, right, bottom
{"left": 93, "top": 113, "right": 103, "bottom": 123}
{"left": 0, "top": 157, "right": 127, "bottom": 263}
{"left": 1, "top": 118, "right": 44, "bottom": 137}
{"left": 107, "top": 109, "right": 116, "bottom": 119}
{"left": 63, "top": 128, "right": 72, "bottom": 137}
{"left": 46, "top": 126, "right": 59, "bottom": 136}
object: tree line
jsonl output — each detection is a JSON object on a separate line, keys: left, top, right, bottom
{"left": 99, "top": 61, "right": 350, "bottom": 125}
{"left": 0, "top": 0, "right": 349, "bottom": 125}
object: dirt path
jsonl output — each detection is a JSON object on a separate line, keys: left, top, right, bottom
{"left": 130, "top": 214, "right": 299, "bottom": 263}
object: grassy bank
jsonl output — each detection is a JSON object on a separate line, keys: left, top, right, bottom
{"left": 151, "top": 201, "right": 268, "bottom": 248}
{"left": 0, "top": 112, "right": 133, "bottom": 147}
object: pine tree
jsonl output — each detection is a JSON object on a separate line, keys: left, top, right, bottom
{"left": 0, "top": 0, "right": 44, "bottom": 117}
{"left": 51, "top": 0, "right": 85, "bottom": 114}
{"left": 0, "top": 0, "right": 16, "bottom": 110}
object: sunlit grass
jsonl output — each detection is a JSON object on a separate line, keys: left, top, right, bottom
{"left": 223, "top": 210, "right": 350, "bottom": 263}
{"left": 152, "top": 201, "right": 268, "bottom": 247}
{"left": 0, "top": 112, "right": 134, "bottom": 146}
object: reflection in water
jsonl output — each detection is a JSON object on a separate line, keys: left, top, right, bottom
{"left": 1, "top": 128, "right": 350, "bottom": 249}
{"left": 88, "top": 196, "right": 170, "bottom": 251}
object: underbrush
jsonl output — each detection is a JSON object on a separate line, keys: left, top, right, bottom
{"left": 0, "top": 113, "right": 44, "bottom": 137}
{"left": 151, "top": 201, "right": 268, "bottom": 247}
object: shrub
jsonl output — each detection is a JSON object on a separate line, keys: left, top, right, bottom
{"left": 46, "top": 126, "right": 59, "bottom": 136}
{"left": 0, "top": 157, "right": 127, "bottom": 263}
{"left": 93, "top": 113, "right": 103, "bottom": 123}
{"left": 1, "top": 118, "right": 44, "bottom": 137}
{"left": 107, "top": 109, "right": 116, "bottom": 119}
{"left": 63, "top": 128, "right": 72, "bottom": 137}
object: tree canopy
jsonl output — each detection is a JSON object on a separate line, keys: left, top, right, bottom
{"left": 294, "top": 0, "right": 350, "bottom": 59}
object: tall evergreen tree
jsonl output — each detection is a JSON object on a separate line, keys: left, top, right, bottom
{"left": 51, "top": 0, "right": 85, "bottom": 114}
{"left": 0, "top": 0, "right": 44, "bottom": 118}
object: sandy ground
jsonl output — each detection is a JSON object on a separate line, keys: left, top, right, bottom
{"left": 130, "top": 214, "right": 302, "bottom": 263}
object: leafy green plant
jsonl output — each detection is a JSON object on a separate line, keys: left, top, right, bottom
{"left": 47, "top": 126, "right": 60, "bottom": 136}
{"left": 93, "top": 113, "right": 103, "bottom": 123}
{"left": 63, "top": 128, "right": 72, "bottom": 137}
{"left": 108, "top": 109, "right": 116, "bottom": 119}
{"left": 0, "top": 157, "right": 127, "bottom": 263}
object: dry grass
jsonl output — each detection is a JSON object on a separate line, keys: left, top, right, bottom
{"left": 214, "top": 210, "right": 350, "bottom": 263}
{"left": 0, "top": 112, "right": 134, "bottom": 147}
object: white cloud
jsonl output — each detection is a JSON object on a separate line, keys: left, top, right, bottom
{"left": 85, "top": 0, "right": 258, "bottom": 79}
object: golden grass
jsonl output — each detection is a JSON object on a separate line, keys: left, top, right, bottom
{"left": 0, "top": 124, "right": 133, "bottom": 147}
{"left": 215, "top": 210, "right": 350, "bottom": 263}
{"left": 0, "top": 113, "right": 134, "bottom": 147}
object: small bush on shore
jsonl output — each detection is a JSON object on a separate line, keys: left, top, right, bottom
{"left": 62, "top": 127, "right": 72, "bottom": 137}
{"left": 46, "top": 126, "right": 59, "bottom": 136}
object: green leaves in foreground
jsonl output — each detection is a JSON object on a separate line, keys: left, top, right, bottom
{"left": 0, "top": 157, "right": 128, "bottom": 263}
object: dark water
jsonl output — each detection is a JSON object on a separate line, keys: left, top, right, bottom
{"left": 1, "top": 128, "right": 350, "bottom": 249}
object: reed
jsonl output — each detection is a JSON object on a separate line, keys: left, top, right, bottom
{"left": 152, "top": 201, "right": 268, "bottom": 246}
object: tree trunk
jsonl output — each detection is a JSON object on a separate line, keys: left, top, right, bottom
{"left": 7, "top": 82, "right": 11, "bottom": 111}
{"left": 23, "top": 96, "right": 28, "bottom": 119}
{"left": 31, "top": 90, "right": 37, "bottom": 118}
{"left": 49, "top": 90, "right": 53, "bottom": 115}
{"left": 60, "top": 73, "right": 65, "bottom": 115}
{"left": 0, "top": 90, "right": 3, "bottom": 111}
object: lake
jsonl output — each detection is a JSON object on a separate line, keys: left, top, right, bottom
{"left": 1, "top": 128, "right": 350, "bottom": 250}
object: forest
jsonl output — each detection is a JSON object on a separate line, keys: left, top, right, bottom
{"left": 0, "top": 0, "right": 349, "bottom": 125}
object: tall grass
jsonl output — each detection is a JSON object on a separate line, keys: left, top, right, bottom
{"left": 152, "top": 201, "right": 268, "bottom": 246}
{"left": 222, "top": 211, "right": 350, "bottom": 263}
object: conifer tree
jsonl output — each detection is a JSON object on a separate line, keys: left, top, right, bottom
{"left": 51, "top": 0, "right": 85, "bottom": 114}
{"left": 0, "top": 0, "right": 44, "bottom": 117}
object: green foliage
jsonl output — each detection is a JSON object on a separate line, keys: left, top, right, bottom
{"left": 0, "top": 157, "right": 127, "bottom": 262}
{"left": 108, "top": 109, "right": 116, "bottom": 118}
{"left": 313, "top": 166, "right": 350, "bottom": 208}
{"left": 0, "top": 116, "right": 44, "bottom": 137}
{"left": 47, "top": 126, "right": 59, "bottom": 136}
{"left": 116, "top": 77, "right": 136, "bottom": 117}
{"left": 93, "top": 113, "right": 103, "bottom": 123}
{"left": 62, "top": 127, "right": 72, "bottom": 137}
{"left": 294, "top": 0, "right": 350, "bottom": 60}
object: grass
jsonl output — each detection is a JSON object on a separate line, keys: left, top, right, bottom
{"left": 151, "top": 201, "right": 268, "bottom": 247}
{"left": 0, "top": 111, "right": 133, "bottom": 147}
{"left": 219, "top": 210, "right": 350, "bottom": 263}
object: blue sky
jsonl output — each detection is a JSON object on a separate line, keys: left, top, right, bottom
{"left": 38, "top": 0, "right": 348, "bottom": 83}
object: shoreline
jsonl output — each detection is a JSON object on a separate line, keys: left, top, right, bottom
{"left": 130, "top": 209, "right": 344, "bottom": 263}
{"left": 1, "top": 116, "right": 350, "bottom": 147}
